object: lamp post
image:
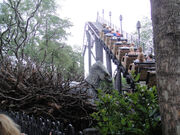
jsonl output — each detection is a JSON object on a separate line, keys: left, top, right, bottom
{"left": 119, "top": 15, "right": 123, "bottom": 34}
{"left": 109, "top": 11, "right": 111, "bottom": 27}
{"left": 102, "top": 9, "right": 104, "bottom": 24}
{"left": 96, "top": 11, "right": 99, "bottom": 23}
{"left": 136, "top": 21, "right": 141, "bottom": 47}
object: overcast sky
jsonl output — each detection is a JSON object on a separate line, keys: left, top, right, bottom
{"left": 57, "top": 0, "right": 151, "bottom": 47}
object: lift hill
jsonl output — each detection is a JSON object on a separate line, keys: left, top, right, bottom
{"left": 82, "top": 21, "right": 156, "bottom": 93}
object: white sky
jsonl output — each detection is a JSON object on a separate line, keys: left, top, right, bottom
{"left": 0, "top": 0, "right": 151, "bottom": 47}
{"left": 57, "top": 0, "right": 151, "bottom": 47}
{"left": 56, "top": 0, "right": 152, "bottom": 77}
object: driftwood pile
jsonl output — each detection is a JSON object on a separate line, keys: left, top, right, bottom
{"left": 0, "top": 59, "right": 96, "bottom": 130}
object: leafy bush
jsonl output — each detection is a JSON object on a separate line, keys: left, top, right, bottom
{"left": 91, "top": 85, "right": 162, "bottom": 135}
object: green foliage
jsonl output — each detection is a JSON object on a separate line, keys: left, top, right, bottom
{"left": 0, "top": 0, "right": 83, "bottom": 80}
{"left": 140, "top": 17, "right": 153, "bottom": 50}
{"left": 122, "top": 76, "right": 128, "bottom": 85}
{"left": 91, "top": 85, "right": 161, "bottom": 135}
{"left": 98, "top": 80, "right": 114, "bottom": 94}
{"left": 131, "top": 70, "right": 140, "bottom": 82}
{"left": 133, "top": 17, "right": 153, "bottom": 53}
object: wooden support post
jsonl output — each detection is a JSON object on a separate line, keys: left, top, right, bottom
{"left": 110, "top": 39, "right": 116, "bottom": 50}
{"left": 100, "top": 31, "right": 104, "bottom": 40}
{"left": 95, "top": 37, "right": 103, "bottom": 63}
{"left": 103, "top": 34, "right": 106, "bottom": 42}
{"left": 116, "top": 50, "right": 121, "bottom": 60}
{"left": 113, "top": 45, "right": 118, "bottom": 56}
{"left": 106, "top": 53, "right": 112, "bottom": 77}
{"left": 105, "top": 36, "right": 111, "bottom": 47}
{"left": 115, "top": 66, "right": 122, "bottom": 94}
{"left": 86, "top": 31, "right": 92, "bottom": 73}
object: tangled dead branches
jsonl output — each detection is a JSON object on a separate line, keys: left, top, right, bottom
{"left": 0, "top": 58, "right": 97, "bottom": 131}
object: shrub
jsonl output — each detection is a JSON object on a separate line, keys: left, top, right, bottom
{"left": 91, "top": 85, "right": 162, "bottom": 135}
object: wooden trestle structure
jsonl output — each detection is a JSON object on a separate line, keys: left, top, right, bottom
{"left": 82, "top": 22, "right": 136, "bottom": 93}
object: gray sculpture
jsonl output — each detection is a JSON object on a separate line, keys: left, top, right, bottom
{"left": 84, "top": 61, "right": 112, "bottom": 103}
{"left": 85, "top": 61, "right": 112, "bottom": 89}
{"left": 68, "top": 61, "right": 112, "bottom": 104}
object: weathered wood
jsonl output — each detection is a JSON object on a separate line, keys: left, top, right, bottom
{"left": 146, "top": 71, "right": 156, "bottom": 88}
{"left": 105, "top": 36, "right": 111, "bottom": 48}
{"left": 109, "top": 39, "right": 117, "bottom": 50}
{"left": 116, "top": 48, "right": 130, "bottom": 61}
{"left": 122, "top": 55, "right": 138, "bottom": 70}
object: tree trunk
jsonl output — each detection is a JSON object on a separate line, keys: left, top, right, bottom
{"left": 150, "top": 0, "right": 180, "bottom": 135}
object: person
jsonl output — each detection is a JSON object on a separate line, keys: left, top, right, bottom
{"left": 111, "top": 28, "right": 116, "bottom": 36}
{"left": 128, "top": 46, "right": 135, "bottom": 55}
{"left": 116, "top": 30, "right": 121, "bottom": 37}
{"left": 130, "top": 43, "right": 135, "bottom": 47}
{"left": 134, "top": 53, "right": 145, "bottom": 63}
{"left": 102, "top": 23, "right": 107, "bottom": 29}
{"left": 105, "top": 27, "right": 113, "bottom": 37}
{"left": 103, "top": 26, "right": 110, "bottom": 34}
{"left": 0, "top": 114, "right": 25, "bottom": 135}
{"left": 136, "top": 46, "right": 143, "bottom": 54}
{"left": 146, "top": 54, "right": 155, "bottom": 62}
{"left": 102, "top": 24, "right": 107, "bottom": 32}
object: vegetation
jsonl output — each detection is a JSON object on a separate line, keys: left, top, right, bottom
{"left": 0, "top": 0, "right": 83, "bottom": 80}
{"left": 0, "top": 0, "right": 86, "bottom": 131}
{"left": 91, "top": 85, "right": 161, "bottom": 135}
{"left": 133, "top": 17, "right": 153, "bottom": 53}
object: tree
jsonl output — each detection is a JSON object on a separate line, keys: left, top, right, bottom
{"left": 0, "top": 0, "right": 43, "bottom": 60}
{"left": 0, "top": 0, "right": 83, "bottom": 79}
{"left": 132, "top": 17, "right": 153, "bottom": 53}
{"left": 150, "top": 0, "right": 180, "bottom": 135}
{"left": 139, "top": 17, "right": 153, "bottom": 53}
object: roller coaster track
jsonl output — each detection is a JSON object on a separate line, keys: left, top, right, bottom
{"left": 83, "top": 22, "right": 135, "bottom": 91}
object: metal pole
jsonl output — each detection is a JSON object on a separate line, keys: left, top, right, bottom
{"left": 95, "top": 37, "right": 103, "bottom": 63}
{"left": 102, "top": 9, "right": 104, "bottom": 24}
{"left": 109, "top": 11, "right": 111, "bottom": 27}
{"left": 96, "top": 11, "right": 99, "bottom": 23}
{"left": 106, "top": 53, "right": 112, "bottom": 77}
{"left": 137, "top": 28, "right": 140, "bottom": 47}
{"left": 136, "top": 21, "right": 141, "bottom": 47}
{"left": 86, "top": 31, "right": 91, "bottom": 73}
{"left": 115, "top": 66, "right": 122, "bottom": 94}
{"left": 119, "top": 15, "right": 123, "bottom": 34}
